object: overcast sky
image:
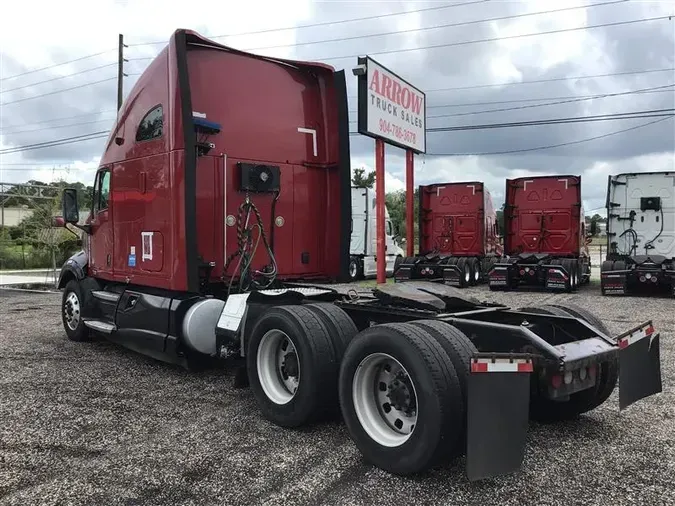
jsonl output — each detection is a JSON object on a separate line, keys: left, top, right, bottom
{"left": 0, "top": 0, "right": 673, "bottom": 214}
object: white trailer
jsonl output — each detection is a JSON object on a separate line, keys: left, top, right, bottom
{"left": 601, "top": 171, "right": 675, "bottom": 296}
{"left": 349, "top": 186, "right": 404, "bottom": 280}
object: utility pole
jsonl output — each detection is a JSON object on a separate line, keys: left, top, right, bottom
{"left": 117, "top": 34, "right": 128, "bottom": 111}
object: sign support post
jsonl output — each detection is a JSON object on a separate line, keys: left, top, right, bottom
{"left": 375, "top": 139, "right": 386, "bottom": 284}
{"left": 353, "top": 56, "right": 426, "bottom": 284}
{"left": 405, "top": 149, "right": 414, "bottom": 257}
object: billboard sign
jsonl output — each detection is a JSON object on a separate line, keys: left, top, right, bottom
{"left": 355, "top": 56, "right": 426, "bottom": 154}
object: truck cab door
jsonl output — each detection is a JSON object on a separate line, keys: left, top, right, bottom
{"left": 88, "top": 168, "right": 114, "bottom": 278}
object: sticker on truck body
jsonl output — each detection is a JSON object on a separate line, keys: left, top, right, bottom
{"left": 141, "top": 232, "right": 153, "bottom": 261}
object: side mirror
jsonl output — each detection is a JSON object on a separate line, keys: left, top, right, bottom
{"left": 62, "top": 188, "right": 80, "bottom": 224}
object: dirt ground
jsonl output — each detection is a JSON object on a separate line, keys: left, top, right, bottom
{"left": 0, "top": 283, "right": 674, "bottom": 506}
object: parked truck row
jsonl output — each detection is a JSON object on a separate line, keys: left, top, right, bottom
{"left": 52, "top": 29, "right": 664, "bottom": 482}
{"left": 394, "top": 172, "right": 673, "bottom": 297}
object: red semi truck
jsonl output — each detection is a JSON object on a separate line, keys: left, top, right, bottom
{"left": 488, "top": 175, "right": 592, "bottom": 292}
{"left": 395, "top": 182, "right": 502, "bottom": 287}
{"left": 54, "top": 30, "right": 662, "bottom": 482}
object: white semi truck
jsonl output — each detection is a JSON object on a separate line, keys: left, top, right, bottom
{"left": 601, "top": 171, "right": 675, "bottom": 296}
{"left": 349, "top": 186, "right": 404, "bottom": 280}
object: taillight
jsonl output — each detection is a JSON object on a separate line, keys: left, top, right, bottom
{"left": 551, "top": 374, "right": 563, "bottom": 388}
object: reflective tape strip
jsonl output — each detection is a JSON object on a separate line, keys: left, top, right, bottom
{"left": 618, "top": 324, "right": 655, "bottom": 349}
{"left": 471, "top": 358, "right": 533, "bottom": 373}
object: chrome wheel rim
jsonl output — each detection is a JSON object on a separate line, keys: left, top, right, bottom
{"left": 257, "top": 329, "right": 300, "bottom": 405}
{"left": 64, "top": 291, "right": 81, "bottom": 331}
{"left": 464, "top": 265, "right": 470, "bottom": 283}
{"left": 352, "top": 352, "right": 418, "bottom": 447}
{"left": 349, "top": 261, "right": 358, "bottom": 279}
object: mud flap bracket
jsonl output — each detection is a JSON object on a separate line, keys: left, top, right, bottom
{"left": 617, "top": 321, "right": 662, "bottom": 410}
{"left": 466, "top": 354, "right": 533, "bottom": 481}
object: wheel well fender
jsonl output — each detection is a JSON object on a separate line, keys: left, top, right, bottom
{"left": 57, "top": 251, "right": 88, "bottom": 289}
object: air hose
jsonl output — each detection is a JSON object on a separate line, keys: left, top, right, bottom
{"left": 223, "top": 194, "right": 278, "bottom": 294}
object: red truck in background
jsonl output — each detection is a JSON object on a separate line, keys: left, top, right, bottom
{"left": 488, "top": 175, "right": 592, "bottom": 292}
{"left": 395, "top": 181, "right": 502, "bottom": 287}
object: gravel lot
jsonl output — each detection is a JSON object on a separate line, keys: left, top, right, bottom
{"left": 1, "top": 284, "right": 674, "bottom": 506}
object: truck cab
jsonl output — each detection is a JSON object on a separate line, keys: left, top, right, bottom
{"left": 394, "top": 181, "right": 502, "bottom": 288}
{"left": 348, "top": 186, "right": 404, "bottom": 280}
{"left": 55, "top": 28, "right": 352, "bottom": 359}
{"left": 488, "top": 175, "right": 592, "bottom": 292}
{"left": 602, "top": 171, "right": 675, "bottom": 296}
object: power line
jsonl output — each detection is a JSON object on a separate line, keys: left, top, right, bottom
{"left": 0, "top": 118, "right": 117, "bottom": 135}
{"left": 0, "top": 63, "right": 117, "bottom": 94}
{"left": 1, "top": 49, "right": 116, "bottom": 81}
{"left": 127, "top": 2, "right": 636, "bottom": 63}
{"left": 0, "top": 131, "right": 109, "bottom": 155}
{"left": 346, "top": 67, "right": 675, "bottom": 101}
{"left": 347, "top": 109, "right": 675, "bottom": 136}
{"left": 0, "top": 110, "right": 117, "bottom": 131}
{"left": 347, "top": 84, "right": 675, "bottom": 116}
{"left": 427, "top": 83, "right": 675, "bottom": 119}
{"left": 424, "top": 116, "right": 674, "bottom": 156}
{"left": 425, "top": 109, "right": 675, "bottom": 132}
{"left": 0, "top": 77, "right": 116, "bottom": 106}
{"left": 244, "top": 1, "right": 626, "bottom": 53}
{"left": 425, "top": 68, "right": 675, "bottom": 94}
{"left": 0, "top": 166, "right": 94, "bottom": 171}
{"left": 318, "top": 15, "right": 672, "bottom": 62}
{"left": 127, "top": 1, "right": 487, "bottom": 48}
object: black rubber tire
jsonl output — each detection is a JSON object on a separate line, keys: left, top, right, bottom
{"left": 601, "top": 260, "right": 614, "bottom": 294}
{"left": 560, "top": 259, "right": 573, "bottom": 292}
{"left": 394, "top": 255, "right": 403, "bottom": 274}
{"left": 303, "top": 302, "right": 358, "bottom": 354}
{"left": 61, "top": 279, "right": 90, "bottom": 342}
{"left": 572, "top": 260, "right": 579, "bottom": 291}
{"left": 247, "top": 305, "right": 340, "bottom": 428}
{"left": 348, "top": 256, "right": 363, "bottom": 281}
{"left": 543, "top": 302, "right": 619, "bottom": 412}
{"left": 467, "top": 257, "right": 480, "bottom": 286}
{"left": 521, "top": 304, "right": 618, "bottom": 422}
{"left": 456, "top": 258, "right": 470, "bottom": 288}
{"left": 407, "top": 319, "right": 477, "bottom": 453}
{"left": 544, "top": 302, "right": 610, "bottom": 335}
{"left": 338, "top": 322, "right": 464, "bottom": 475}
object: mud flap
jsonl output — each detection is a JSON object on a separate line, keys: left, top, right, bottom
{"left": 543, "top": 264, "right": 569, "bottom": 291}
{"left": 617, "top": 322, "right": 662, "bottom": 410}
{"left": 394, "top": 265, "right": 412, "bottom": 282}
{"left": 442, "top": 265, "right": 461, "bottom": 287}
{"left": 466, "top": 355, "right": 533, "bottom": 481}
{"left": 488, "top": 264, "right": 510, "bottom": 289}
{"left": 601, "top": 270, "right": 628, "bottom": 295}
